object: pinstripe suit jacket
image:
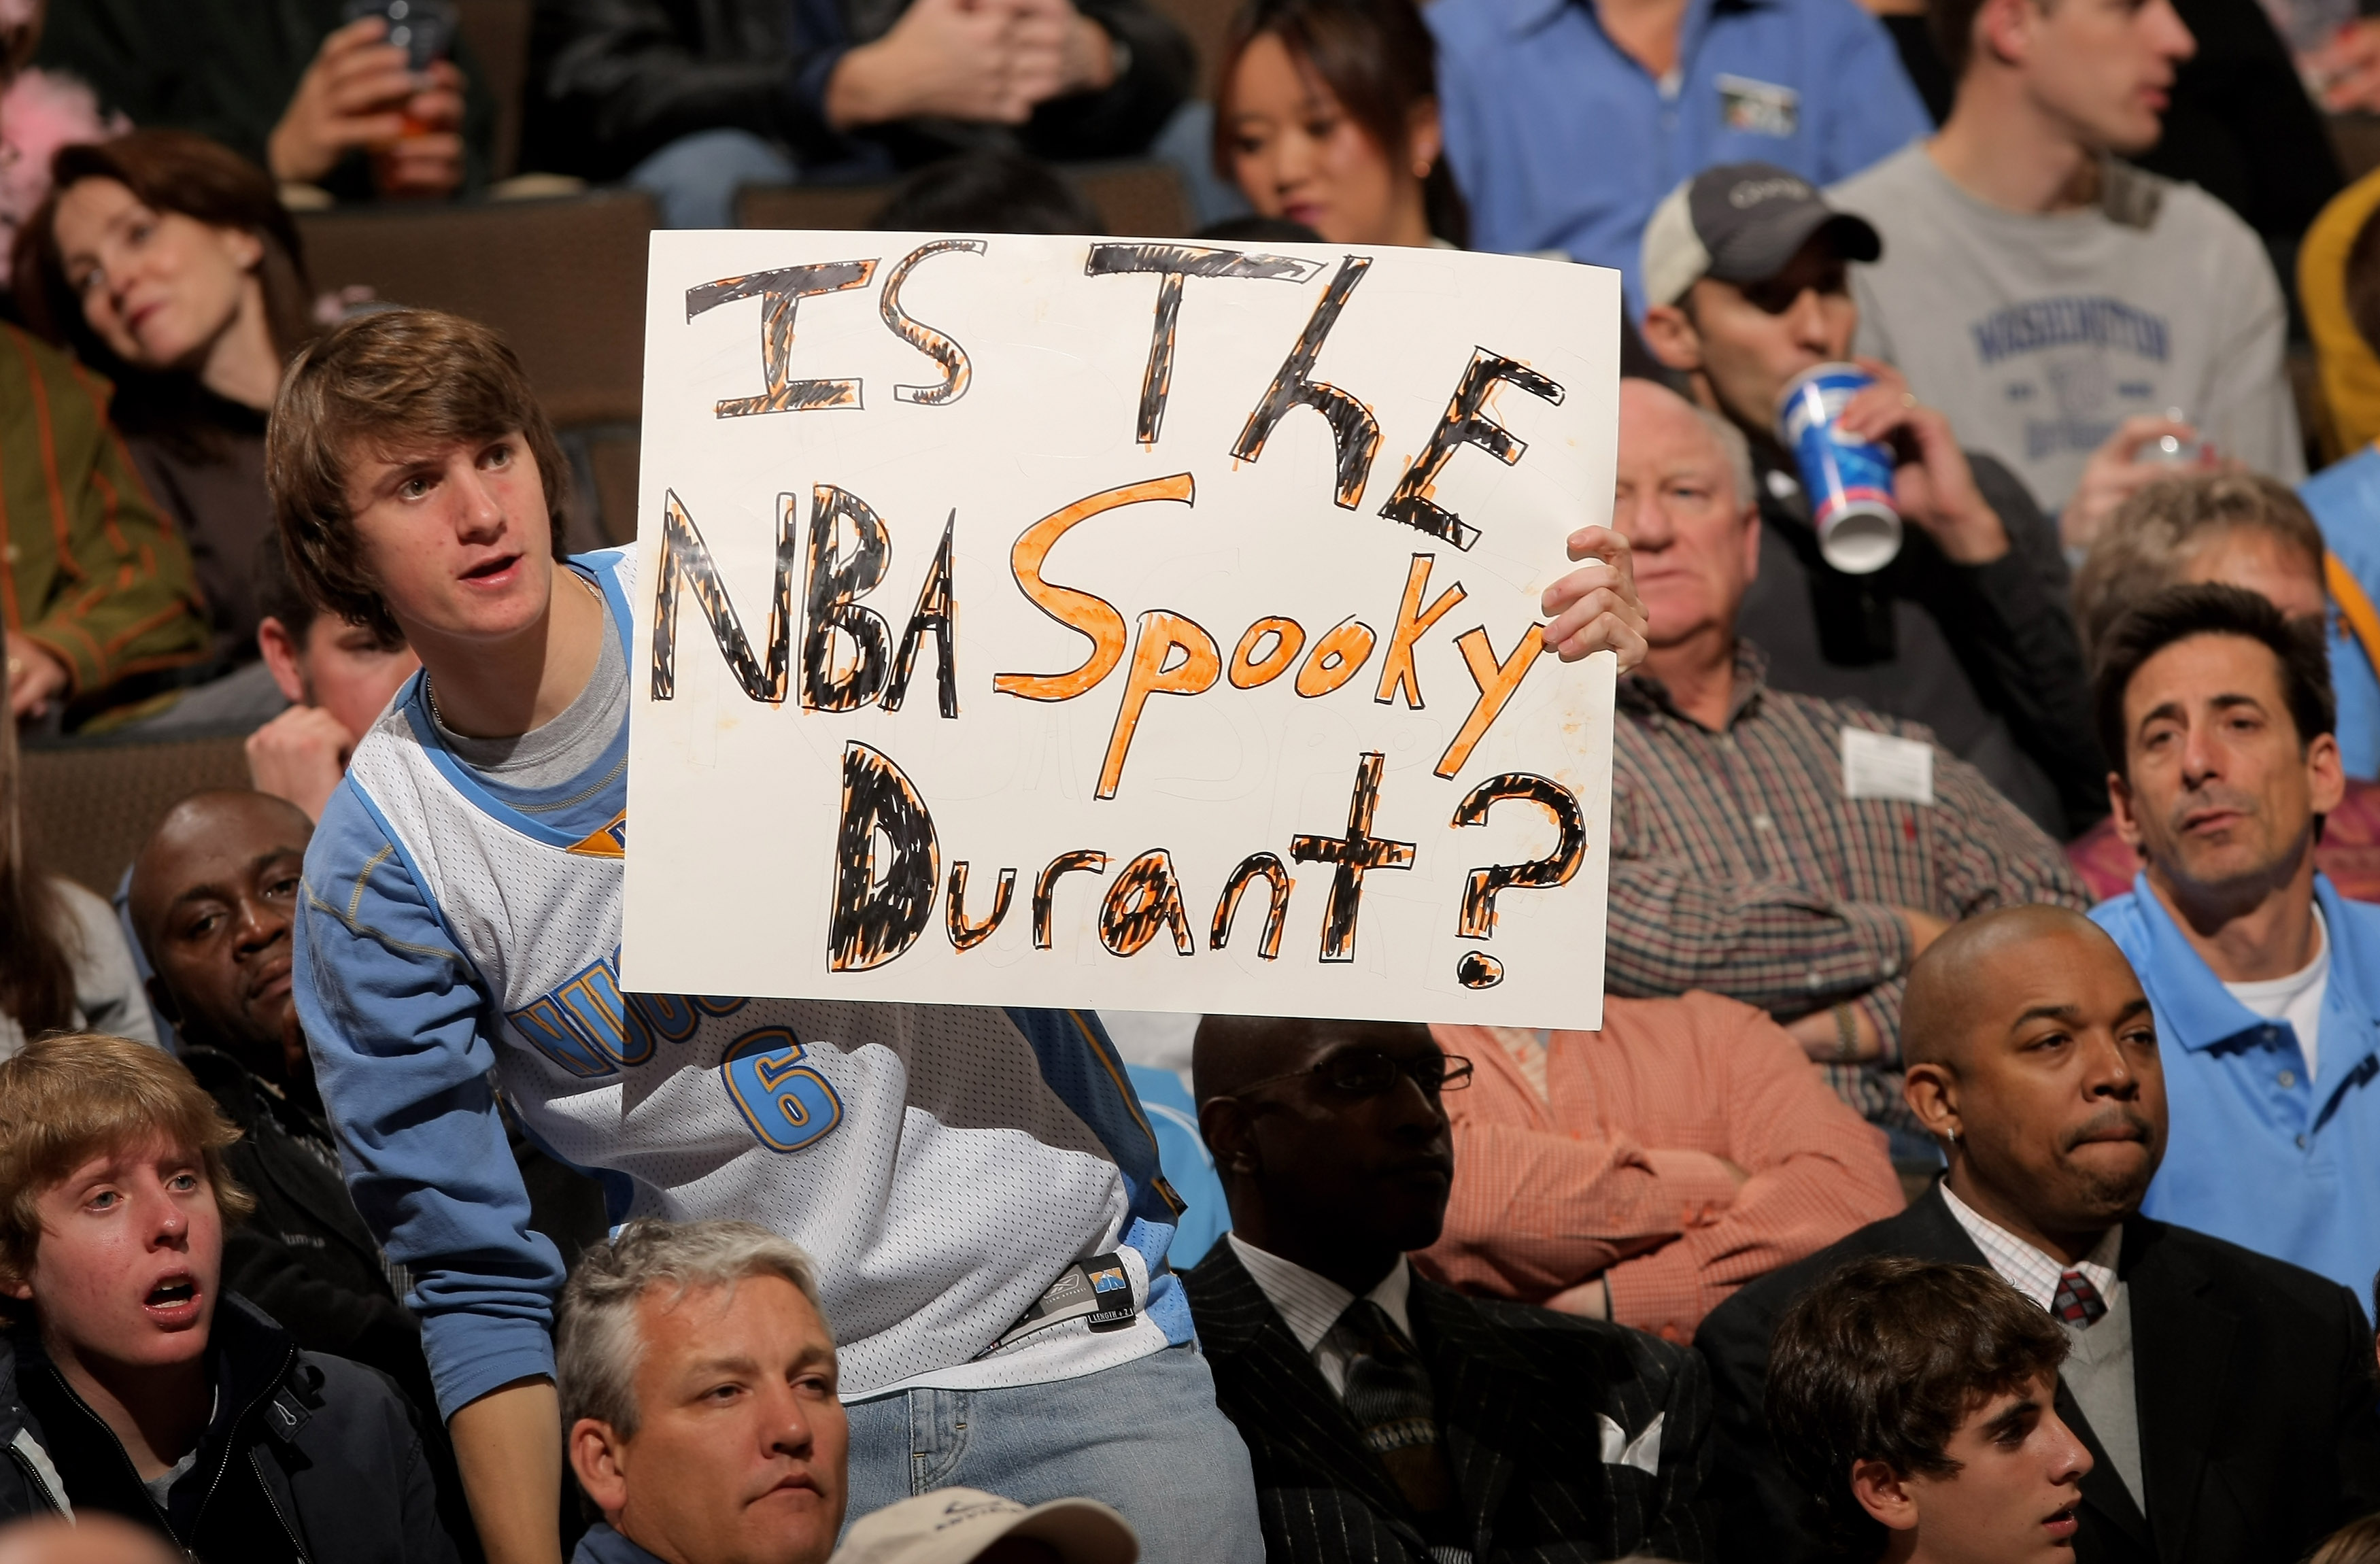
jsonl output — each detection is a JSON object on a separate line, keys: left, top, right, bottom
{"left": 1184, "top": 1242, "right": 1715, "bottom": 1563}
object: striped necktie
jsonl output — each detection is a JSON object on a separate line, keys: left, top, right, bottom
{"left": 1332, "top": 1298, "right": 1455, "bottom": 1518}
{"left": 2053, "top": 1269, "right": 2108, "bottom": 1327}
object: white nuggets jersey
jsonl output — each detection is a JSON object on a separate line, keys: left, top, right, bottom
{"left": 339, "top": 549, "right": 1182, "bottom": 1397}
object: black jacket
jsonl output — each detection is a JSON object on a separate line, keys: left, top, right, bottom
{"left": 1692, "top": 1185, "right": 2380, "bottom": 1564}
{"left": 184, "top": 1048, "right": 437, "bottom": 1420}
{"left": 0, "top": 1295, "right": 464, "bottom": 1564}
{"left": 526, "top": 0, "right": 1196, "bottom": 184}
{"left": 1738, "top": 445, "right": 2105, "bottom": 839}
{"left": 32, "top": 0, "right": 501, "bottom": 200}
{"left": 1183, "top": 1241, "right": 1714, "bottom": 1563}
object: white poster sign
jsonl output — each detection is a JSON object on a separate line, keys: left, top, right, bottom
{"left": 622, "top": 230, "right": 1619, "bottom": 1027}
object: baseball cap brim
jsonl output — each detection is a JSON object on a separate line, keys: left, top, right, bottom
{"left": 1704, "top": 207, "right": 1880, "bottom": 289}
{"left": 996, "top": 1499, "right": 1139, "bottom": 1564}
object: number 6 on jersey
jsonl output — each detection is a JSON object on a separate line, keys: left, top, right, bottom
{"left": 721, "top": 1027, "right": 843, "bottom": 1152}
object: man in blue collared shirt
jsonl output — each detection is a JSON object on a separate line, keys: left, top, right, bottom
{"left": 1426, "top": 0, "right": 1925, "bottom": 311}
{"left": 2089, "top": 581, "right": 2380, "bottom": 1299}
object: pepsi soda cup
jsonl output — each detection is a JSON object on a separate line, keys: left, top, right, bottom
{"left": 1775, "top": 362, "right": 1902, "bottom": 575}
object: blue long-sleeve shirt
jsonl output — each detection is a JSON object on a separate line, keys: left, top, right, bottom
{"left": 1427, "top": 0, "right": 1928, "bottom": 311}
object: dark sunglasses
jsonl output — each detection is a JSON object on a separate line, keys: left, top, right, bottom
{"left": 1231, "top": 1048, "right": 1474, "bottom": 1100}
{"left": 1737, "top": 267, "right": 1851, "bottom": 317}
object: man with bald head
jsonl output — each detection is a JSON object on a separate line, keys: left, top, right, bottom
{"left": 1180, "top": 1013, "right": 1712, "bottom": 1564}
{"left": 1695, "top": 904, "right": 2380, "bottom": 1564}
{"left": 130, "top": 789, "right": 318, "bottom": 1095}
{"left": 1601, "top": 377, "right": 2085, "bottom": 1156}
{"left": 126, "top": 789, "right": 436, "bottom": 1413}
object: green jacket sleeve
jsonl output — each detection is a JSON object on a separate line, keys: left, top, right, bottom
{"left": 1, "top": 327, "right": 208, "bottom": 700}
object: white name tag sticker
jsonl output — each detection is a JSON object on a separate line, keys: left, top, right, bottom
{"left": 1716, "top": 73, "right": 1801, "bottom": 137}
{"left": 1841, "top": 728, "right": 1934, "bottom": 806}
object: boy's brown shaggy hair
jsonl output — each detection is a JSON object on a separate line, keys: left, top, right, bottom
{"left": 267, "top": 308, "right": 570, "bottom": 646}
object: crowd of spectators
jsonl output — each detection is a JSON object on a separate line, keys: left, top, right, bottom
{"left": 1, "top": 0, "right": 2379, "bottom": 1559}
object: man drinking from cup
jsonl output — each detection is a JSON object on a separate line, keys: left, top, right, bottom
{"left": 1638, "top": 162, "right": 2105, "bottom": 840}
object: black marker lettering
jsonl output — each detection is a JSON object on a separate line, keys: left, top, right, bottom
{"left": 1374, "top": 554, "right": 1465, "bottom": 708}
{"left": 1231, "top": 256, "right": 1383, "bottom": 509}
{"left": 827, "top": 743, "right": 939, "bottom": 972}
{"left": 649, "top": 488, "right": 793, "bottom": 703}
{"left": 800, "top": 485, "right": 895, "bottom": 712}
{"left": 1209, "top": 851, "right": 1291, "bottom": 960}
{"left": 1032, "top": 851, "right": 1110, "bottom": 949}
{"left": 1289, "top": 751, "right": 1416, "bottom": 962}
{"left": 1380, "top": 349, "right": 1565, "bottom": 550}
{"left": 1099, "top": 849, "right": 1195, "bottom": 956}
{"left": 945, "top": 862, "right": 1016, "bottom": 951}
{"left": 1085, "top": 243, "right": 1323, "bottom": 446}
{"left": 883, "top": 510, "right": 958, "bottom": 717}
{"left": 1450, "top": 772, "right": 1586, "bottom": 934}
{"left": 687, "top": 258, "right": 877, "bottom": 418}
{"left": 881, "top": 240, "right": 985, "bottom": 406}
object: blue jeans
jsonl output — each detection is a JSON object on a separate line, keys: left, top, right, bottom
{"left": 842, "top": 1342, "right": 1263, "bottom": 1564}
{"left": 626, "top": 127, "right": 797, "bottom": 228}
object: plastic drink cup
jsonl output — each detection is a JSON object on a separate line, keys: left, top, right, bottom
{"left": 1775, "top": 362, "right": 1903, "bottom": 575}
{"left": 2140, "top": 406, "right": 2203, "bottom": 468}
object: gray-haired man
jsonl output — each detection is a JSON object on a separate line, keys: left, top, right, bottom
{"left": 558, "top": 1220, "right": 847, "bottom": 1564}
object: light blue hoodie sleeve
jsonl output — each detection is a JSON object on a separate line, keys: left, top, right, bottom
{"left": 293, "top": 775, "right": 568, "bottom": 1420}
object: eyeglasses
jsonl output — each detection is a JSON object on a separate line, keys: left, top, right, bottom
{"left": 1230, "top": 1049, "right": 1474, "bottom": 1101}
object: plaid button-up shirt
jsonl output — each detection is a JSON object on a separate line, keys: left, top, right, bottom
{"left": 1606, "top": 643, "right": 2089, "bottom": 1125}
{"left": 1940, "top": 1182, "right": 2121, "bottom": 1313}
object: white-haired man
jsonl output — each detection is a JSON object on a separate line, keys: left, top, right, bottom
{"left": 1602, "top": 377, "right": 2087, "bottom": 1153}
{"left": 558, "top": 1220, "right": 847, "bottom": 1564}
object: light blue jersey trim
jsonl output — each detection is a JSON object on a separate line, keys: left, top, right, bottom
{"left": 401, "top": 553, "right": 638, "bottom": 849}
{"left": 1004, "top": 1007, "right": 1193, "bottom": 1346}
{"left": 338, "top": 771, "right": 490, "bottom": 992}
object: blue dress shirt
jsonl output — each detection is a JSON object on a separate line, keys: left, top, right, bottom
{"left": 1426, "top": 0, "right": 1927, "bottom": 311}
{"left": 2092, "top": 873, "right": 2380, "bottom": 1298}
{"left": 2296, "top": 443, "right": 2380, "bottom": 780}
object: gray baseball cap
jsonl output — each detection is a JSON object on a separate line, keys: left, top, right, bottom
{"left": 1640, "top": 162, "right": 1881, "bottom": 309}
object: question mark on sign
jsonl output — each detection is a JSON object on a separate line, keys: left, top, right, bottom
{"left": 1449, "top": 772, "right": 1586, "bottom": 989}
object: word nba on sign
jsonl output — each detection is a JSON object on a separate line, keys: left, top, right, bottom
{"left": 622, "top": 230, "right": 1620, "bottom": 1029}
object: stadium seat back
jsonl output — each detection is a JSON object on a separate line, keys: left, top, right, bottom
{"left": 22, "top": 732, "right": 254, "bottom": 898}
{"left": 297, "top": 191, "right": 659, "bottom": 430}
{"left": 732, "top": 160, "right": 1193, "bottom": 238}
{"left": 1149, "top": 0, "right": 1237, "bottom": 99}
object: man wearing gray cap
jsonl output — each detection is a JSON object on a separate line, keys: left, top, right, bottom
{"left": 1639, "top": 162, "right": 2104, "bottom": 841}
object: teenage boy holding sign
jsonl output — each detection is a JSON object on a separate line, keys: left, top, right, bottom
{"left": 271, "top": 307, "right": 1647, "bottom": 1564}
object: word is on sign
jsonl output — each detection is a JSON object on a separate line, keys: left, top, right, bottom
{"left": 622, "top": 230, "right": 1620, "bottom": 1029}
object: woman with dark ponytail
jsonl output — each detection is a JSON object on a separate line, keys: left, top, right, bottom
{"left": 1212, "top": 0, "right": 1468, "bottom": 249}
